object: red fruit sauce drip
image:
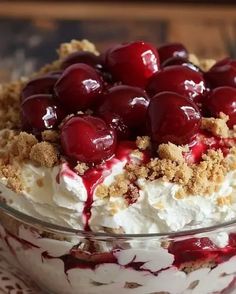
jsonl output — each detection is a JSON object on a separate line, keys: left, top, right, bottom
{"left": 82, "top": 141, "right": 138, "bottom": 231}
{"left": 184, "top": 131, "right": 236, "bottom": 164}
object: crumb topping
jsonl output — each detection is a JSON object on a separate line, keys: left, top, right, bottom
{"left": 11, "top": 132, "right": 38, "bottom": 160}
{"left": 201, "top": 116, "right": 229, "bottom": 138}
{"left": 74, "top": 162, "right": 89, "bottom": 176}
{"left": 158, "top": 143, "right": 188, "bottom": 162}
{"left": 30, "top": 142, "right": 58, "bottom": 168}
{"left": 41, "top": 130, "right": 60, "bottom": 143}
{"left": 136, "top": 136, "right": 151, "bottom": 150}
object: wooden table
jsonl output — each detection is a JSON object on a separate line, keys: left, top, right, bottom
{"left": 0, "top": 1, "right": 236, "bottom": 82}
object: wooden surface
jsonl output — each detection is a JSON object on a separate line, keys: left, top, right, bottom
{"left": 0, "top": 1, "right": 236, "bottom": 82}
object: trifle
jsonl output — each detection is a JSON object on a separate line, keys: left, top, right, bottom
{"left": 0, "top": 39, "right": 236, "bottom": 294}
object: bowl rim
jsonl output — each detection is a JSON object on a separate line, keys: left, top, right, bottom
{"left": 1, "top": 201, "right": 236, "bottom": 239}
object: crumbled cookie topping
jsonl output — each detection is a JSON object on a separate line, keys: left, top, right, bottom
{"left": 74, "top": 162, "right": 89, "bottom": 176}
{"left": 30, "top": 142, "right": 58, "bottom": 168}
{"left": 41, "top": 130, "right": 60, "bottom": 143}
{"left": 57, "top": 39, "right": 99, "bottom": 59}
{"left": 158, "top": 143, "right": 188, "bottom": 162}
{"left": 201, "top": 116, "right": 229, "bottom": 138}
{"left": 11, "top": 132, "right": 38, "bottom": 160}
{"left": 136, "top": 136, "right": 151, "bottom": 150}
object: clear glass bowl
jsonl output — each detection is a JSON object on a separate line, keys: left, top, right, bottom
{"left": 0, "top": 202, "right": 236, "bottom": 294}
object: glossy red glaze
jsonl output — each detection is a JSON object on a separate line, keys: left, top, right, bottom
{"left": 21, "top": 76, "right": 58, "bottom": 101}
{"left": 205, "top": 58, "right": 236, "bottom": 88}
{"left": 97, "top": 85, "right": 149, "bottom": 138}
{"left": 146, "top": 65, "right": 206, "bottom": 102}
{"left": 158, "top": 42, "right": 188, "bottom": 64}
{"left": 147, "top": 92, "right": 201, "bottom": 145}
{"left": 204, "top": 87, "right": 236, "bottom": 128}
{"left": 61, "top": 115, "right": 117, "bottom": 164}
{"left": 54, "top": 64, "right": 103, "bottom": 112}
{"left": 21, "top": 94, "right": 66, "bottom": 133}
{"left": 105, "top": 41, "right": 160, "bottom": 88}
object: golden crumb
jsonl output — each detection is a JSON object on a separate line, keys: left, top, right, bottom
{"left": 41, "top": 130, "right": 60, "bottom": 143}
{"left": 217, "top": 195, "right": 232, "bottom": 207}
{"left": 199, "top": 59, "right": 216, "bottom": 72}
{"left": 109, "top": 174, "right": 129, "bottom": 197}
{"left": 30, "top": 142, "right": 58, "bottom": 168}
{"left": 95, "top": 184, "right": 109, "bottom": 198}
{"left": 0, "top": 162, "right": 22, "bottom": 192}
{"left": 158, "top": 143, "right": 188, "bottom": 162}
{"left": 36, "top": 178, "right": 44, "bottom": 188}
{"left": 57, "top": 39, "right": 99, "bottom": 59}
{"left": 0, "top": 129, "right": 16, "bottom": 149}
{"left": 188, "top": 54, "right": 200, "bottom": 66}
{"left": 74, "top": 162, "right": 89, "bottom": 176}
{"left": 201, "top": 117, "right": 229, "bottom": 138}
{"left": 11, "top": 132, "right": 38, "bottom": 160}
{"left": 136, "top": 136, "right": 151, "bottom": 150}
{"left": 35, "top": 60, "right": 61, "bottom": 77}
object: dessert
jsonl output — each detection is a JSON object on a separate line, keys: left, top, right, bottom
{"left": 0, "top": 39, "right": 236, "bottom": 293}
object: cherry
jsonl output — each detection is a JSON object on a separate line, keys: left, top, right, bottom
{"left": 61, "top": 115, "right": 116, "bottom": 163}
{"left": 97, "top": 85, "right": 149, "bottom": 135}
{"left": 146, "top": 65, "right": 206, "bottom": 102}
{"left": 147, "top": 92, "right": 201, "bottom": 145}
{"left": 158, "top": 42, "right": 188, "bottom": 64}
{"left": 105, "top": 41, "right": 160, "bottom": 88}
{"left": 204, "top": 86, "right": 236, "bottom": 128}
{"left": 61, "top": 51, "right": 102, "bottom": 70}
{"left": 21, "top": 76, "right": 58, "bottom": 102}
{"left": 98, "top": 111, "right": 130, "bottom": 139}
{"left": 54, "top": 64, "right": 104, "bottom": 112}
{"left": 21, "top": 94, "right": 66, "bottom": 133}
{"left": 204, "top": 58, "right": 236, "bottom": 88}
{"left": 162, "top": 56, "right": 201, "bottom": 72}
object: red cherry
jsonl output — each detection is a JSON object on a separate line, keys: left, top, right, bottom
{"left": 162, "top": 56, "right": 201, "bottom": 72}
{"left": 204, "top": 58, "right": 236, "bottom": 88}
{"left": 105, "top": 41, "right": 160, "bottom": 88}
{"left": 21, "top": 94, "right": 66, "bottom": 133}
{"left": 54, "top": 64, "right": 103, "bottom": 112}
{"left": 147, "top": 92, "right": 201, "bottom": 145}
{"left": 146, "top": 65, "right": 206, "bottom": 102}
{"left": 205, "top": 86, "right": 236, "bottom": 128}
{"left": 21, "top": 76, "right": 58, "bottom": 102}
{"left": 61, "top": 51, "right": 102, "bottom": 70}
{"left": 97, "top": 85, "right": 149, "bottom": 131}
{"left": 98, "top": 111, "right": 130, "bottom": 139}
{"left": 158, "top": 43, "right": 188, "bottom": 64}
{"left": 61, "top": 115, "right": 116, "bottom": 163}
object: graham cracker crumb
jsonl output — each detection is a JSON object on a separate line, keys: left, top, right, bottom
{"left": 109, "top": 174, "right": 129, "bottom": 197}
{"left": 41, "top": 130, "right": 59, "bottom": 143}
{"left": 188, "top": 54, "right": 200, "bottom": 66}
{"left": 30, "top": 142, "right": 58, "bottom": 168}
{"left": 11, "top": 132, "right": 38, "bottom": 160}
{"left": 201, "top": 116, "right": 229, "bottom": 138}
{"left": 96, "top": 184, "right": 109, "bottom": 198}
{"left": 158, "top": 143, "right": 188, "bottom": 162}
{"left": 199, "top": 59, "right": 216, "bottom": 72}
{"left": 35, "top": 60, "right": 61, "bottom": 77}
{"left": 0, "top": 129, "right": 16, "bottom": 149}
{"left": 180, "top": 259, "right": 216, "bottom": 273}
{"left": 124, "top": 282, "right": 141, "bottom": 289}
{"left": 0, "top": 162, "right": 22, "bottom": 192}
{"left": 74, "top": 162, "right": 89, "bottom": 176}
{"left": 57, "top": 39, "right": 99, "bottom": 59}
{"left": 136, "top": 136, "right": 151, "bottom": 150}
{"left": 217, "top": 195, "right": 232, "bottom": 207}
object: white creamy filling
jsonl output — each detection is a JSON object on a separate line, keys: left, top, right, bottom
{"left": 0, "top": 155, "right": 236, "bottom": 241}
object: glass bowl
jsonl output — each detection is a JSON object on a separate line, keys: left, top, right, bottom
{"left": 0, "top": 202, "right": 236, "bottom": 294}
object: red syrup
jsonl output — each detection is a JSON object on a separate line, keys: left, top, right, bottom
{"left": 81, "top": 141, "right": 139, "bottom": 231}
{"left": 184, "top": 131, "right": 236, "bottom": 164}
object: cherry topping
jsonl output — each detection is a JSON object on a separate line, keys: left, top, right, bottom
{"left": 105, "top": 41, "right": 160, "bottom": 88}
{"left": 146, "top": 65, "right": 206, "bottom": 102}
{"left": 21, "top": 94, "right": 65, "bottom": 133}
{"left": 147, "top": 92, "right": 201, "bottom": 145}
{"left": 162, "top": 56, "right": 201, "bottom": 72}
{"left": 54, "top": 64, "right": 104, "bottom": 112}
{"left": 61, "top": 115, "right": 116, "bottom": 163}
{"left": 158, "top": 42, "right": 188, "bottom": 64}
{"left": 97, "top": 85, "right": 149, "bottom": 138}
{"left": 21, "top": 76, "right": 58, "bottom": 102}
{"left": 204, "top": 58, "right": 236, "bottom": 88}
{"left": 61, "top": 51, "right": 102, "bottom": 70}
{"left": 204, "top": 86, "right": 236, "bottom": 128}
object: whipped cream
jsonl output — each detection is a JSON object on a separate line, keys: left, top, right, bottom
{"left": 1, "top": 149, "right": 236, "bottom": 236}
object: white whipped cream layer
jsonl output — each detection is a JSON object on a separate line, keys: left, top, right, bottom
{"left": 0, "top": 154, "right": 236, "bottom": 235}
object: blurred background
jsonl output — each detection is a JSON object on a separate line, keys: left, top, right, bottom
{"left": 0, "top": 0, "right": 236, "bottom": 82}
